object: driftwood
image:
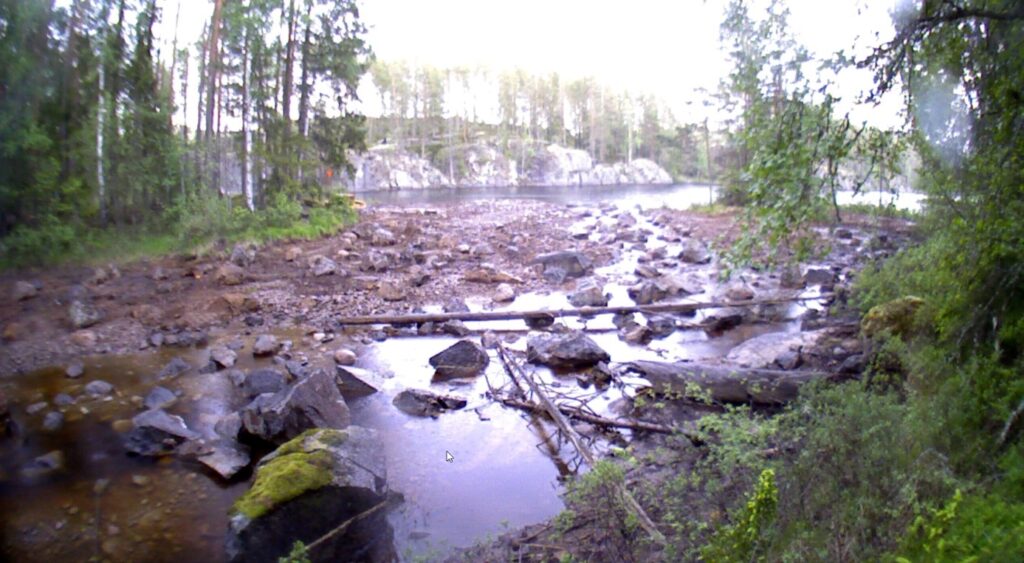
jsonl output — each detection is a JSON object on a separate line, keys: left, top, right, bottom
{"left": 624, "top": 360, "right": 827, "bottom": 405}
{"left": 496, "top": 344, "right": 667, "bottom": 546}
{"left": 497, "top": 395, "right": 693, "bottom": 438}
{"left": 335, "top": 294, "right": 832, "bottom": 326}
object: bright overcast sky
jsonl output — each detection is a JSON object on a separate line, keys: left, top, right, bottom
{"left": 160, "top": 0, "right": 905, "bottom": 129}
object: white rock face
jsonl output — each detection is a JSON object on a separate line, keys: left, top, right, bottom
{"left": 340, "top": 142, "right": 673, "bottom": 191}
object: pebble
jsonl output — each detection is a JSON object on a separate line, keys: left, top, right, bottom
{"left": 65, "top": 362, "right": 85, "bottom": 379}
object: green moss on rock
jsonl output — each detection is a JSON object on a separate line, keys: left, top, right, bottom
{"left": 861, "top": 296, "right": 925, "bottom": 340}
{"left": 231, "top": 429, "right": 349, "bottom": 520}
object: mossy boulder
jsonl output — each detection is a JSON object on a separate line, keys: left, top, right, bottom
{"left": 861, "top": 296, "right": 925, "bottom": 340}
{"left": 227, "top": 427, "right": 390, "bottom": 563}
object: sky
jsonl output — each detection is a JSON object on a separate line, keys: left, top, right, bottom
{"left": 157, "top": 0, "right": 906, "bottom": 130}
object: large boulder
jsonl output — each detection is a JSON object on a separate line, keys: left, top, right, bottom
{"left": 527, "top": 331, "right": 611, "bottom": 369}
{"left": 227, "top": 427, "right": 391, "bottom": 563}
{"left": 861, "top": 296, "right": 925, "bottom": 340}
{"left": 241, "top": 369, "right": 351, "bottom": 444}
{"left": 429, "top": 340, "right": 489, "bottom": 380}
{"left": 679, "top": 239, "right": 712, "bottom": 264}
{"left": 532, "top": 251, "right": 593, "bottom": 283}
{"left": 725, "top": 330, "right": 826, "bottom": 369}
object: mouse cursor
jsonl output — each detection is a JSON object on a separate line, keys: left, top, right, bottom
{"left": 445, "top": 450, "right": 454, "bottom": 463}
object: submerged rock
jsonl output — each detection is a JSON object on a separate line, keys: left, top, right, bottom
{"left": 241, "top": 369, "right": 351, "bottom": 444}
{"left": 143, "top": 386, "right": 177, "bottom": 410}
{"left": 84, "top": 380, "right": 114, "bottom": 397}
{"left": 124, "top": 409, "right": 200, "bottom": 456}
{"left": 527, "top": 331, "right": 611, "bottom": 369}
{"left": 429, "top": 340, "right": 489, "bottom": 380}
{"left": 157, "top": 356, "right": 191, "bottom": 379}
{"left": 242, "top": 368, "right": 288, "bottom": 398}
{"left": 198, "top": 443, "right": 251, "bottom": 480}
{"left": 227, "top": 427, "right": 390, "bottom": 563}
{"left": 210, "top": 345, "right": 238, "bottom": 369}
{"left": 20, "top": 450, "right": 65, "bottom": 480}
{"left": 392, "top": 389, "right": 467, "bottom": 418}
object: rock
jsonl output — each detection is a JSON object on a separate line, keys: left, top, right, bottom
{"left": 776, "top": 350, "right": 802, "bottom": 370}
{"left": 531, "top": 251, "right": 593, "bottom": 283}
{"left": 242, "top": 369, "right": 288, "bottom": 398}
{"left": 440, "top": 320, "right": 471, "bottom": 336}
{"left": 378, "top": 281, "right": 407, "bottom": 301}
{"left": 679, "top": 240, "right": 712, "bottom": 264}
{"left": 151, "top": 266, "right": 170, "bottom": 281}
{"left": 53, "top": 393, "right": 75, "bottom": 407}
{"left": 628, "top": 281, "right": 668, "bottom": 305}
{"left": 210, "top": 345, "right": 238, "bottom": 369}
{"left": 65, "top": 362, "right": 85, "bottom": 379}
{"left": 861, "top": 296, "right": 924, "bottom": 340}
{"left": 443, "top": 298, "right": 470, "bottom": 313}
{"left": 20, "top": 450, "right": 65, "bottom": 479}
{"left": 724, "top": 283, "right": 755, "bottom": 301}
{"left": 70, "top": 329, "right": 97, "bottom": 348}
{"left": 622, "top": 324, "right": 653, "bottom": 345}
{"left": 143, "top": 386, "right": 177, "bottom": 410}
{"left": 215, "top": 263, "right": 246, "bottom": 286}
{"left": 803, "top": 268, "right": 836, "bottom": 287}
{"left": 230, "top": 244, "right": 257, "bottom": 267}
{"left": 84, "top": 380, "right": 115, "bottom": 397}
{"left": 215, "top": 413, "right": 243, "bottom": 440}
{"left": 392, "top": 389, "right": 467, "bottom": 417}
{"left": 2, "top": 322, "right": 26, "bottom": 342}
{"left": 835, "top": 228, "right": 853, "bottom": 239}
{"left": 333, "top": 348, "right": 357, "bottom": 366}
{"left": 726, "top": 331, "right": 824, "bottom": 368}
{"left": 130, "top": 304, "right": 162, "bottom": 325}
{"left": 226, "top": 427, "right": 389, "bottom": 563}
{"left": 219, "top": 293, "right": 261, "bottom": 315}
{"left": 429, "top": 340, "right": 490, "bottom": 380}
{"left": 702, "top": 308, "right": 746, "bottom": 333}
{"left": 12, "top": 281, "right": 37, "bottom": 301}
{"left": 89, "top": 266, "right": 116, "bottom": 285}
{"left": 370, "top": 227, "right": 397, "bottom": 246}
{"left": 463, "top": 265, "right": 522, "bottom": 284}
{"left": 26, "top": 401, "right": 48, "bottom": 414}
{"left": 253, "top": 334, "right": 280, "bottom": 357}
{"left": 241, "top": 369, "right": 351, "bottom": 444}
{"left": 839, "top": 353, "right": 866, "bottom": 375}
{"left": 657, "top": 273, "right": 704, "bottom": 296}
{"left": 527, "top": 331, "right": 610, "bottom": 369}
{"left": 42, "top": 411, "right": 64, "bottom": 432}
{"left": 284, "top": 246, "right": 302, "bottom": 262}
{"left": 493, "top": 283, "right": 516, "bottom": 303}
{"left": 68, "top": 300, "right": 102, "bottom": 329}
{"left": 309, "top": 255, "right": 338, "bottom": 277}
{"left": 646, "top": 314, "right": 677, "bottom": 338}
{"left": 361, "top": 250, "right": 390, "bottom": 273}
{"left": 335, "top": 366, "right": 386, "bottom": 399}
{"left": 569, "top": 281, "right": 608, "bottom": 307}
{"left": 157, "top": 356, "right": 191, "bottom": 379}
{"left": 198, "top": 443, "right": 251, "bottom": 480}
{"left": 780, "top": 265, "right": 805, "bottom": 289}
{"left": 124, "top": 409, "right": 200, "bottom": 456}
{"left": 524, "top": 312, "right": 556, "bottom": 329}
{"left": 635, "top": 264, "right": 661, "bottom": 279}
{"left": 408, "top": 265, "right": 430, "bottom": 286}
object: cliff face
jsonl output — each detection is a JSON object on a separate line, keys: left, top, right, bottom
{"left": 341, "top": 143, "right": 674, "bottom": 192}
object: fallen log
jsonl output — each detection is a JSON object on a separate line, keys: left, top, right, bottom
{"left": 335, "top": 294, "right": 832, "bottom": 326}
{"left": 497, "top": 344, "right": 667, "bottom": 546}
{"left": 496, "top": 395, "right": 697, "bottom": 439}
{"left": 624, "top": 360, "right": 828, "bottom": 405}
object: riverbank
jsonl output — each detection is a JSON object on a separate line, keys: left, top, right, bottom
{"left": 0, "top": 197, "right": 914, "bottom": 561}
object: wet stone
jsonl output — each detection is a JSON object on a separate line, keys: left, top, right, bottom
{"left": 42, "top": 411, "right": 64, "bottom": 432}
{"left": 84, "top": 380, "right": 114, "bottom": 397}
{"left": 527, "top": 331, "right": 611, "bottom": 369}
{"left": 569, "top": 282, "right": 609, "bottom": 307}
{"left": 68, "top": 300, "right": 102, "bottom": 329}
{"left": 53, "top": 393, "right": 75, "bottom": 407}
{"left": 333, "top": 348, "right": 357, "bottom": 366}
{"left": 242, "top": 368, "right": 288, "bottom": 399}
{"left": 210, "top": 345, "right": 238, "bottom": 369}
{"left": 241, "top": 369, "right": 352, "bottom": 444}
{"left": 20, "top": 450, "right": 65, "bottom": 480}
{"left": 253, "top": 334, "right": 280, "bottom": 357}
{"left": 157, "top": 357, "right": 191, "bottom": 379}
{"left": 65, "top": 361, "right": 85, "bottom": 379}
{"left": 26, "top": 401, "right": 48, "bottom": 415}
{"left": 440, "top": 320, "right": 471, "bottom": 337}
{"left": 393, "top": 389, "right": 467, "bottom": 418}
{"left": 429, "top": 340, "right": 490, "bottom": 380}
{"left": 143, "top": 386, "right": 177, "bottom": 410}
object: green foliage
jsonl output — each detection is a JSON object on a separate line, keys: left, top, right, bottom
{"left": 278, "top": 541, "right": 311, "bottom": 563}
{"left": 895, "top": 490, "right": 1024, "bottom": 562}
{"left": 701, "top": 468, "right": 778, "bottom": 563}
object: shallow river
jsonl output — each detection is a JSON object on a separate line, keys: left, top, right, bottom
{"left": 1, "top": 183, "right": 845, "bottom": 562}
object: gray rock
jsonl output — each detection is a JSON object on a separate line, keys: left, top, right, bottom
{"left": 309, "top": 255, "right": 338, "bottom": 277}
{"left": 493, "top": 283, "right": 516, "bottom": 303}
{"left": 53, "top": 393, "right": 75, "bottom": 407}
{"left": 12, "top": 281, "right": 37, "bottom": 301}
{"left": 646, "top": 314, "right": 677, "bottom": 338}
{"left": 393, "top": 388, "right": 467, "bottom": 418}
{"left": 214, "top": 413, "right": 243, "bottom": 439}
{"left": 143, "top": 386, "right": 177, "bottom": 410}
{"left": 622, "top": 325, "right": 654, "bottom": 344}
{"left": 724, "top": 283, "right": 755, "bottom": 301}
{"left": 84, "top": 380, "right": 114, "bottom": 397}
{"left": 333, "top": 348, "right": 357, "bottom": 366}
{"left": 68, "top": 300, "right": 102, "bottom": 329}
{"left": 215, "top": 263, "right": 246, "bottom": 286}
{"left": 628, "top": 281, "right": 667, "bottom": 305}
{"left": 527, "top": 331, "right": 611, "bottom": 369}
{"left": 242, "top": 368, "right": 288, "bottom": 398}
{"left": 803, "top": 268, "right": 836, "bottom": 287}
{"left": 124, "top": 409, "right": 199, "bottom": 456}
{"left": 776, "top": 350, "right": 802, "bottom": 370}
{"left": 198, "top": 443, "right": 251, "bottom": 480}
{"left": 26, "top": 401, "right": 48, "bottom": 415}
{"left": 532, "top": 251, "right": 593, "bottom": 283}
{"left": 253, "top": 334, "right": 280, "bottom": 357}
{"left": 335, "top": 366, "right": 386, "bottom": 399}
{"left": 20, "top": 450, "right": 65, "bottom": 479}
{"left": 443, "top": 298, "right": 470, "bottom": 313}
{"left": 726, "top": 330, "right": 824, "bottom": 369}
{"left": 230, "top": 244, "right": 257, "bottom": 267}
{"left": 241, "top": 369, "right": 351, "bottom": 444}
{"left": 42, "top": 411, "right": 64, "bottom": 432}
{"left": 440, "top": 320, "right": 470, "bottom": 337}
{"left": 226, "top": 427, "right": 389, "bottom": 563}
{"left": 569, "top": 282, "right": 609, "bottom": 307}
{"left": 210, "top": 345, "right": 238, "bottom": 369}
{"left": 157, "top": 356, "right": 191, "bottom": 379}
{"left": 702, "top": 308, "right": 747, "bottom": 333}
{"left": 429, "top": 340, "right": 490, "bottom": 380}
{"left": 65, "top": 362, "right": 85, "bottom": 379}
{"left": 679, "top": 240, "right": 711, "bottom": 264}
{"left": 378, "top": 280, "right": 407, "bottom": 301}
{"left": 839, "top": 353, "right": 866, "bottom": 375}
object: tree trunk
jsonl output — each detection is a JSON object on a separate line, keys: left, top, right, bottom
{"left": 282, "top": 0, "right": 297, "bottom": 123}
{"left": 204, "top": 0, "right": 223, "bottom": 142}
{"left": 623, "top": 361, "right": 829, "bottom": 405}
{"left": 297, "top": 1, "right": 313, "bottom": 139}
{"left": 242, "top": 26, "right": 254, "bottom": 211}
{"left": 97, "top": 53, "right": 107, "bottom": 223}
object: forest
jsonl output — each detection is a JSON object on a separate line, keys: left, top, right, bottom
{"left": 1, "top": 0, "right": 1023, "bottom": 561}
